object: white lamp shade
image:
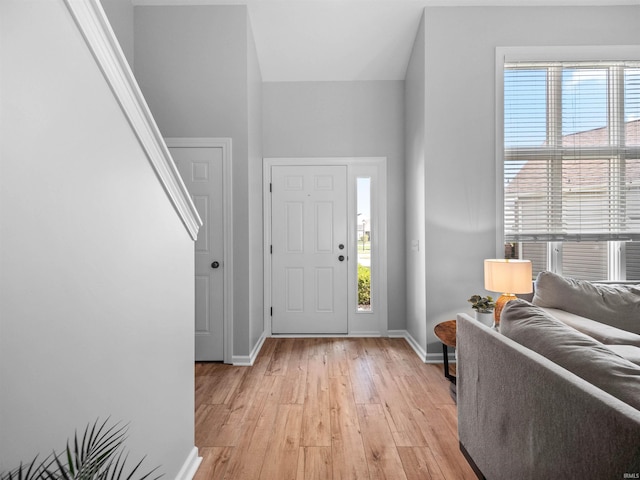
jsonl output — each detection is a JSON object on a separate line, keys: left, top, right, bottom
{"left": 484, "top": 259, "right": 533, "bottom": 294}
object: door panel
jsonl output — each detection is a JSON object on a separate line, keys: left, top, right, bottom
{"left": 171, "top": 146, "right": 224, "bottom": 361}
{"left": 272, "top": 165, "right": 348, "bottom": 334}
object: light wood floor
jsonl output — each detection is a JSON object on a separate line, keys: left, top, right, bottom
{"left": 194, "top": 337, "right": 476, "bottom": 480}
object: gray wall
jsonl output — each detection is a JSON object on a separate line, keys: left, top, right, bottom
{"left": 262, "top": 81, "right": 407, "bottom": 331}
{"left": 247, "top": 18, "right": 265, "bottom": 349}
{"left": 134, "top": 5, "right": 263, "bottom": 358}
{"left": 110, "top": 2, "right": 639, "bottom": 363}
{"left": 1, "top": 0, "right": 195, "bottom": 475}
{"left": 420, "top": 5, "right": 640, "bottom": 355}
{"left": 404, "top": 12, "right": 427, "bottom": 352}
{"left": 100, "top": 0, "right": 134, "bottom": 67}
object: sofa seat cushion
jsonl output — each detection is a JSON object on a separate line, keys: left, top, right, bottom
{"left": 501, "top": 299, "right": 640, "bottom": 411}
{"left": 542, "top": 307, "right": 640, "bottom": 347}
{"left": 532, "top": 271, "right": 640, "bottom": 335}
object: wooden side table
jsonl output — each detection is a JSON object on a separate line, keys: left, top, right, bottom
{"left": 434, "top": 319, "right": 457, "bottom": 385}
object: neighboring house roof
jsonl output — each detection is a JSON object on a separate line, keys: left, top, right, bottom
{"left": 561, "top": 118, "right": 640, "bottom": 147}
{"left": 506, "top": 119, "right": 640, "bottom": 194}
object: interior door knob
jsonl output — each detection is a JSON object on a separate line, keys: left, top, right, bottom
{"left": 211, "top": 261, "right": 220, "bottom": 269}
{"left": 338, "top": 255, "right": 345, "bottom": 262}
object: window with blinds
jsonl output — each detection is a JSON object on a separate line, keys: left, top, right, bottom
{"left": 627, "top": 242, "right": 640, "bottom": 280}
{"left": 503, "top": 60, "right": 640, "bottom": 281}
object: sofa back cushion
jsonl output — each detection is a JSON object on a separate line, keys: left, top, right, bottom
{"left": 501, "top": 299, "right": 640, "bottom": 411}
{"left": 532, "top": 271, "right": 640, "bottom": 335}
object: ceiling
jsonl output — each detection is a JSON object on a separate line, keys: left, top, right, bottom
{"left": 133, "top": 0, "right": 640, "bottom": 82}
{"left": 247, "top": 1, "right": 427, "bottom": 82}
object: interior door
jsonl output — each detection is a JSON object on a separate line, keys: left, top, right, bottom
{"left": 171, "top": 145, "right": 224, "bottom": 361}
{"left": 271, "top": 165, "right": 348, "bottom": 334}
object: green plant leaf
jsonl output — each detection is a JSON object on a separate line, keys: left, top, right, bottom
{"left": 0, "top": 419, "right": 162, "bottom": 480}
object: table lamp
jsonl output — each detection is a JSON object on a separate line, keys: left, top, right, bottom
{"left": 484, "top": 259, "right": 533, "bottom": 328}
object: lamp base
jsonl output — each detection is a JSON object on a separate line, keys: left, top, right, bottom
{"left": 494, "top": 293, "right": 518, "bottom": 329}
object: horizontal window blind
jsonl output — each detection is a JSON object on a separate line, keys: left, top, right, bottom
{"left": 504, "top": 61, "right": 640, "bottom": 243}
{"left": 561, "top": 242, "right": 608, "bottom": 281}
{"left": 627, "top": 242, "right": 640, "bottom": 281}
{"left": 521, "top": 242, "right": 547, "bottom": 278}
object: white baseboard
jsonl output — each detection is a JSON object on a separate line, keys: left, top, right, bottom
{"left": 387, "top": 329, "right": 408, "bottom": 338}
{"left": 231, "top": 330, "right": 454, "bottom": 366}
{"left": 232, "top": 331, "right": 267, "bottom": 366}
{"left": 388, "top": 329, "right": 455, "bottom": 364}
{"left": 349, "top": 330, "right": 382, "bottom": 337}
{"left": 388, "top": 329, "right": 427, "bottom": 362}
{"left": 423, "top": 352, "right": 456, "bottom": 364}
{"left": 249, "top": 332, "right": 267, "bottom": 364}
{"left": 174, "top": 447, "right": 202, "bottom": 480}
{"left": 270, "top": 332, "right": 382, "bottom": 338}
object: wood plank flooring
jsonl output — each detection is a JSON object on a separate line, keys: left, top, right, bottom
{"left": 194, "top": 337, "right": 476, "bottom": 480}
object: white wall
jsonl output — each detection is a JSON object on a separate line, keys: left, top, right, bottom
{"left": 421, "top": 5, "right": 640, "bottom": 355}
{"left": 0, "top": 1, "right": 195, "bottom": 476}
{"left": 134, "top": 5, "right": 263, "bottom": 358}
{"left": 404, "top": 13, "right": 427, "bottom": 353}
{"left": 262, "top": 81, "right": 407, "bottom": 331}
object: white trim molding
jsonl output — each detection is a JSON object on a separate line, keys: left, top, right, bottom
{"left": 232, "top": 331, "right": 267, "bottom": 366}
{"left": 389, "top": 329, "right": 454, "bottom": 364}
{"left": 165, "top": 138, "right": 234, "bottom": 364}
{"left": 389, "top": 330, "right": 426, "bottom": 362}
{"left": 62, "top": 0, "right": 202, "bottom": 241}
{"left": 173, "top": 447, "right": 202, "bottom": 480}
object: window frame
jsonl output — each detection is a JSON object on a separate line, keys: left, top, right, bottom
{"left": 495, "top": 46, "right": 640, "bottom": 281}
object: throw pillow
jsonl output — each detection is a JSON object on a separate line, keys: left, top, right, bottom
{"left": 532, "top": 271, "right": 640, "bottom": 335}
{"left": 501, "top": 299, "right": 640, "bottom": 411}
{"left": 604, "top": 345, "right": 640, "bottom": 367}
{"left": 544, "top": 308, "right": 640, "bottom": 347}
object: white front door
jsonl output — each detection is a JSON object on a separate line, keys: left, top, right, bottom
{"left": 271, "top": 165, "right": 348, "bottom": 334}
{"left": 170, "top": 144, "right": 225, "bottom": 361}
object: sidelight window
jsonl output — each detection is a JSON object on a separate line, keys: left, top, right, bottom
{"left": 357, "top": 177, "right": 372, "bottom": 311}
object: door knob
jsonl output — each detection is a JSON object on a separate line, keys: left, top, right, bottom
{"left": 211, "top": 261, "right": 220, "bottom": 269}
{"left": 338, "top": 255, "right": 345, "bottom": 262}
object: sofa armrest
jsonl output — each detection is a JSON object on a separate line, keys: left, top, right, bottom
{"left": 456, "top": 313, "right": 640, "bottom": 480}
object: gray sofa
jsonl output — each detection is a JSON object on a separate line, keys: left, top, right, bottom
{"left": 457, "top": 272, "right": 640, "bottom": 479}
